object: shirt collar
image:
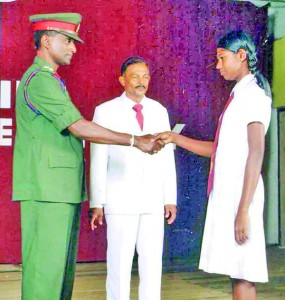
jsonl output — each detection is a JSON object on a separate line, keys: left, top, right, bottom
{"left": 232, "top": 73, "right": 255, "bottom": 95}
{"left": 120, "top": 92, "right": 146, "bottom": 108}
{"left": 34, "top": 56, "right": 55, "bottom": 73}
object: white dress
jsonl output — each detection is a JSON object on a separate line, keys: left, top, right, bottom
{"left": 199, "top": 74, "right": 272, "bottom": 283}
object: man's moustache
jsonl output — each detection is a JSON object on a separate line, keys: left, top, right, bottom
{"left": 135, "top": 85, "right": 146, "bottom": 89}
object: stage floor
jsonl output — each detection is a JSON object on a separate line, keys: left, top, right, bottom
{"left": 0, "top": 246, "right": 284, "bottom": 299}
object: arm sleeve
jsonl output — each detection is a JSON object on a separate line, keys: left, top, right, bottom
{"left": 244, "top": 90, "right": 272, "bottom": 132}
{"left": 89, "top": 106, "right": 109, "bottom": 208}
{"left": 27, "top": 72, "right": 83, "bottom": 132}
{"left": 159, "top": 107, "right": 177, "bottom": 205}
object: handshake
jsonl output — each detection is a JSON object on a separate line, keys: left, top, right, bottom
{"left": 134, "top": 131, "right": 176, "bottom": 154}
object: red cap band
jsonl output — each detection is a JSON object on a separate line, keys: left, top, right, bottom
{"left": 32, "top": 20, "right": 78, "bottom": 33}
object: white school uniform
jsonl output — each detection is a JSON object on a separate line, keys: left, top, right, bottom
{"left": 199, "top": 74, "right": 271, "bottom": 283}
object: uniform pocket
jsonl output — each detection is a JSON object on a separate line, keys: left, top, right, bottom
{"left": 48, "top": 156, "right": 77, "bottom": 168}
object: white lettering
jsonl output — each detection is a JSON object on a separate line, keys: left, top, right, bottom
{"left": 0, "top": 81, "right": 11, "bottom": 109}
{"left": 0, "top": 118, "right": 13, "bottom": 146}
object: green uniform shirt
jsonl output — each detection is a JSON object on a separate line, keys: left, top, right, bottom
{"left": 13, "top": 57, "right": 87, "bottom": 203}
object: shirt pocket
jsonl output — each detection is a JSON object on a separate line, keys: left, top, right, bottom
{"left": 48, "top": 156, "right": 77, "bottom": 168}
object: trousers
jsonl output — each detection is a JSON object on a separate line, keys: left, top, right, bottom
{"left": 20, "top": 200, "right": 81, "bottom": 300}
{"left": 105, "top": 213, "right": 164, "bottom": 300}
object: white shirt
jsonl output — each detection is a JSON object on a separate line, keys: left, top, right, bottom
{"left": 90, "top": 92, "right": 177, "bottom": 214}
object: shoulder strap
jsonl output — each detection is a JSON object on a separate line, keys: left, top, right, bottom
{"left": 23, "top": 69, "right": 66, "bottom": 115}
{"left": 24, "top": 69, "right": 42, "bottom": 115}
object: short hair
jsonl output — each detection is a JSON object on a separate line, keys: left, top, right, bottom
{"left": 33, "top": 30, "right": 57, "bottom": 50}
{"left": 217, "top": 30, "right": 271, "bottom": 97}
{"left": 120, "top": 56, "right": 149, "bottom": 75}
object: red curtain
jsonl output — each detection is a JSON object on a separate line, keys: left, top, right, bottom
{"left": 0, "top": 0, "right": 268, "bottom": 263}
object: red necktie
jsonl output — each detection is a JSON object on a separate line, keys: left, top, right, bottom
{"left": 133, "top": 103, "right": 144, "bottom": 131}
{"left": 207, "top": 92, "right": 234, "bottom": 196}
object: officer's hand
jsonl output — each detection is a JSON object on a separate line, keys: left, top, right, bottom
{"left": 90, "top": 208, "right": 104, "bottom": 230}
{"left": 152, "top": 139, "right": 165, "bottom": 154}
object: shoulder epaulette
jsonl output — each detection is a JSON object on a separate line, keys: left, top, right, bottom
{"left": 40, "top": 65, "right": 54, "bottom": 73}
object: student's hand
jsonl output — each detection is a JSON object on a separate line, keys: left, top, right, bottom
{"left": 90, "top": 208, "right": 104, "bottom": 230}
{"left": 234, "top": 211, "right": 249, "bottom": 245}
{"left": 135, "top": 134, "right": 165, "bottom": 154}
{"left": 165, "top": 205, "right": 177, "bottom": 225}
{"left": 154, "top": 131, "right": 176, "bottom": 145}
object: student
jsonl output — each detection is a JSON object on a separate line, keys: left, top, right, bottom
{"left": 156, "top": 30, "right": 271, "bottom": 300}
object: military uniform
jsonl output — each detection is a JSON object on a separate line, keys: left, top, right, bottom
{"left": 13, "top": 13, "right": 86, "bottom": 300}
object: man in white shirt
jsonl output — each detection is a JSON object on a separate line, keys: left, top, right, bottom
{"left": 90, "top": 56, "right": 177, "bottom": 300}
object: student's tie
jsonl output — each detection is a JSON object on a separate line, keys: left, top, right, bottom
{"left": 133, "top": 103, "right": 144, "bottom": 131}
{"left": 207, "top": 92, "right": 234, "bottom": 196}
